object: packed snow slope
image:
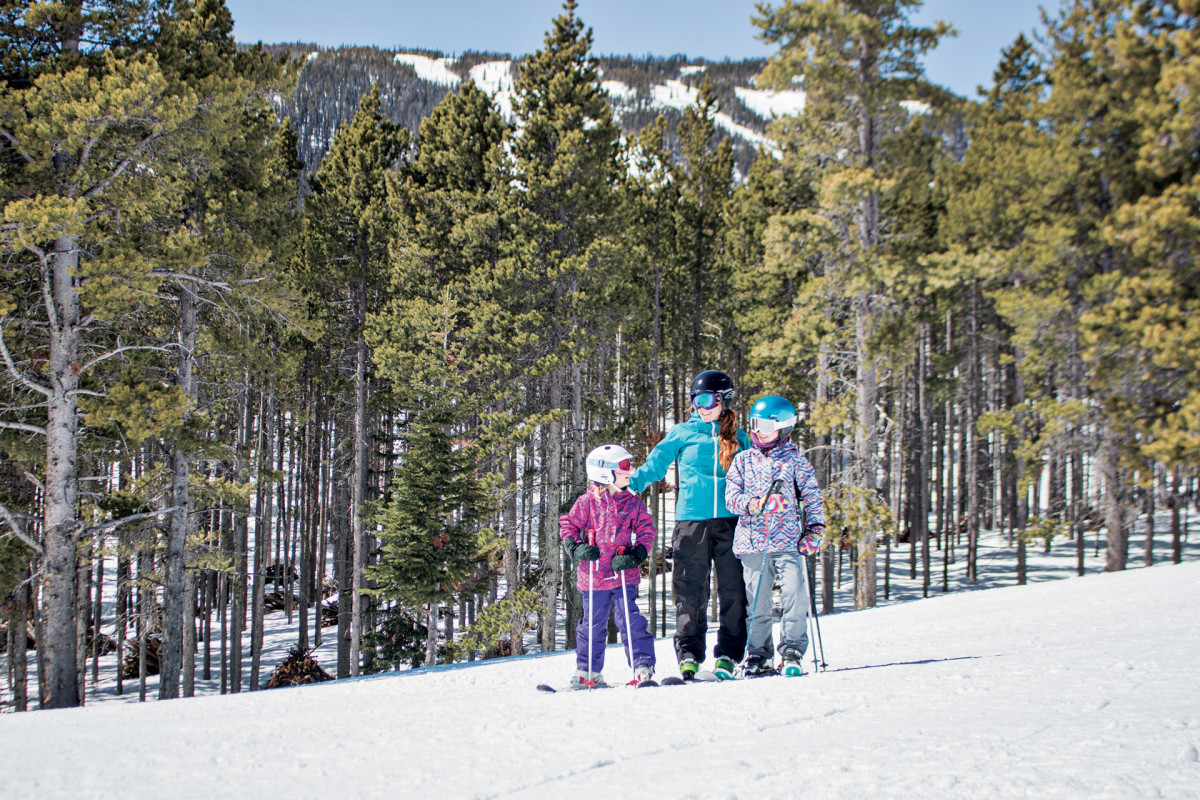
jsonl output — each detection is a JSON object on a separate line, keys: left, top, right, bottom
{"left": 3, "top": 562, "right": 1198, "bottom": 800}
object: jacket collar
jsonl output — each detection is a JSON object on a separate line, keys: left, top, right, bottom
{"left": 755, "top": 438, "right": 799, "bottom": 459}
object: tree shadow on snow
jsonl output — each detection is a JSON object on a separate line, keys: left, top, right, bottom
{"left": 823, "top": 654, "right": 994, "bottom": 674}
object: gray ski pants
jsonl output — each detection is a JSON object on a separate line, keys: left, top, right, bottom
{"left": 740, "top": 551, "right": 810, "bottom": 661}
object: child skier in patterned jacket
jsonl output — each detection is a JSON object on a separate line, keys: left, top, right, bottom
{"left": 724, "top": 396, "right": 826, "bottom": 677}
{"left": 558, "top": 444, "right": 658, "bottom": 688}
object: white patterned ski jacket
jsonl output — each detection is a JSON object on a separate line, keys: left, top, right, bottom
{"left": 725, "top": 438, "right": 826, "bottom": 556}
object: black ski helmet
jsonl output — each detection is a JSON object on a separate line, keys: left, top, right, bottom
{"left": 690, "top": 370, "right": 735, "bottom": 407}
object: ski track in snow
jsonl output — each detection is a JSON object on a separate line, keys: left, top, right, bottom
{"left": 2, "top": 554, "right": 1198, "bottom": 799}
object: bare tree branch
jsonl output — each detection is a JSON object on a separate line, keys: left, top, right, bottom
{"left": 0, "top": 420, "right": 47, "bottom": 436}
{"left": 0, "top": 127, "right": 33, "bottom": 164}
{"left": 84, "top": 506, "right": 182, "bottom": 537}
{"left": 0, "top": 323, "right": 52, "bottom": 397}
{"left": 80, "top": 129, "right": 167, "bottom": 200}
{"left": 77, "top": 343, "right": 171, "bottom": 376}
{"left": 0, "top": 499, "right": 43, "bottom": 554}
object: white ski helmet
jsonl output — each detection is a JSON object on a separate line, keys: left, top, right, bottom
{"left": 585, "top": 444, "right": 634, "bottom": 486}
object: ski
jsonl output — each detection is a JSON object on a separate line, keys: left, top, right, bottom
{"left": 537, "top": 679, "right": 655, "bottom": 692}
{"left": 657, "top": 671, "right": 721, "bottom": 685}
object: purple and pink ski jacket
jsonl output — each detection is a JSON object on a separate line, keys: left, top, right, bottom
{"left": 725, "top": 439, "right": 826, "bottom": 556}
{"left": 559, "top": 485, "right": 657, "bottom": 591}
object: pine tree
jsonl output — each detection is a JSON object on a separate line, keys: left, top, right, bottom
{"left": 0, "top": 0, "right": 194, "bottom": 708}
{"left": 505, "top": 0, "right": 624, "bottom": 649}
{"left": 301, "top": 83, "right": 405, "bottom": 676}
{"left": 753, "top": 0, "right": 951, "bottom": 608}
{"left": 368, "top": 371, "right": 488, "bottom": 667}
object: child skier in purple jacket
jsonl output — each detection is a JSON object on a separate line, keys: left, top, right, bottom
{"left": 559, "top": 444, "right": 658, "bottom": 688}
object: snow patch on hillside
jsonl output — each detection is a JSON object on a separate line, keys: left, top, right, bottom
{"left": 392, "top": 53, "right": 461, "bottom": 87}
{"left": 736, "top": 86, "right": 807, "bottom": 118}
{"left": 901, "top": 99, "right": 933, "bottom": 116}
{"left": 680, "top": 65, "right": 706, "bottom": 76}
{"left": 468, "top": 61, "right": 513, "bottom": 94}
{"left": 716, "top": 114, "right": 780, "bottom": 157}
{"left": 602, "top": 80, "right": 637, "bottom": 101}
{"left": 467, "top": 60, "right": 515, "bottom": 120}
{"left": 650, "top": 78, "right": 698, "bottom": 110}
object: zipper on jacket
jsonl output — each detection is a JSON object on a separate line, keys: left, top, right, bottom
{"left": 712, "top": 420, "right": 718, "bottom": 519}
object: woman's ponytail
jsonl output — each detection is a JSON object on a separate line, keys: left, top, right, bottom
{"left": 718, "top": 407, "right": 739, "bottom": 471}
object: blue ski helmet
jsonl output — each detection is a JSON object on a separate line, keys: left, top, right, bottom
{"left": 747, "top": 396, "right": 797, "bottom": 449}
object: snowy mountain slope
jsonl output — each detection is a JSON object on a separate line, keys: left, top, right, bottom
{"left": 280, "top": 46, "right": 781, "bottom": 172}
{"left": 2, "top": 558, "right": 1196, "bottom": 799}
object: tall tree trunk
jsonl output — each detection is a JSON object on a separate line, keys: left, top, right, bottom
{"left": 1171, "top": 468, "right": 1182, "bottom": 565}
{"left": 41, "top": 234, "right": 83, "bottom": 709}
{"left": 1143, "top": 463, "right": 1155, "bottom": 567}
{"left": 1102, "top": 428, "right": 1126, "bottom": 572}
{"left": 351, "top": 281, "right": 369, "bottom": 677}
{"left": 503, "top": 446, "right": 523, "bottom": 654}
{"left": 918, "top": 327, "right": 931, "bottom": 597}
{"left": 231, "top": 384, "right": 252, "bottom": 692}
{"left": 335, "top": 468, "right": 352, "bottom": 679}
{"left": 182, "top": 568, "right": 197, "bottom": 697}
{"left": 966, "top": 284, "right": 982, "bottom": 585}
{"left": 250, "top": 386, "right": 275, "bottom": 689}
{"left": 160, "top": 283, "right": 198, "bottom": 700}
{"left": 75, "top": 536, "right": 90, "bottom": 705}
{"left": 116, "top": 546, "right": 129, "bottom": 696}
{"left": 648, "top": 266, "right": 663, "bottom": 631}
{"left": 11, "top": 565, "right": 30, "bottom": 711}
{"left": 540, "top": 369, "right": 564, "bottom": 651}
{"left": 815, "top": 343, "right": 834, "bottom": 613}
{"left": 853, "top": 291, "right": 878, "bottom": 610}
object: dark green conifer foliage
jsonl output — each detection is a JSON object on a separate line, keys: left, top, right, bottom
{"left": 302, "top": 82, "right": 406, "bottom": 676}
{"left": 503, "top": 0, "right": 625, "bottom": 650}
{"left": 0, "top": 0, "right": 195, "bottom": 708}
{"left": 753, "top": 0, "right": 951, "bottom": 607}
{"left": 369, "top": 398, "right": 488, "bottom": 663}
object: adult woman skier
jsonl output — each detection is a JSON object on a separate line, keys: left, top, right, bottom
{"left": 627, "top": 370, "right": 752, "bottom": 681}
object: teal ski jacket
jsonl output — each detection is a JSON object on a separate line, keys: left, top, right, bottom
{"left": 628, "top": 412, "right": 752, "bottom": 521}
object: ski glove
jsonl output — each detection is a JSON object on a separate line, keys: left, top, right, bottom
{"left": 565, "top": 539, "right": 600, "bottom": 562}
{"left": 798, "top": 530, "right": 824, "bottom": 556}
{"left": 764, "top": 494, "right": 789, "bottom": 514}
{"left": 610, "top": 544, "right": 648, "bottom": 572}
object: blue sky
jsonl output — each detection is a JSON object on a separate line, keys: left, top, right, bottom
{"left": 225, "top": 0, "right": 1053, "bottom": 99}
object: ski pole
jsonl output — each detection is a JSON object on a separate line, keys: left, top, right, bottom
{"left": 744, "top": 479, "right": 783, "bottom": 667}
{"left": 619, "top": 557, "right": 635, "bottom": 671}
{"left": 805, "top": 554, "right": 827, "bottom": 671}
{"left": 587, "top": 555, "right": 595, "bottom": 688}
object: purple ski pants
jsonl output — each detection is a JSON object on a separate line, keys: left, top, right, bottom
{"left": 575, "top": 581, "right": 656, "bottom": 674}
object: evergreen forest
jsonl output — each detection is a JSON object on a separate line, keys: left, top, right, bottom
{"left": 2, "top": 0, "right": 1198, "bottom": 709}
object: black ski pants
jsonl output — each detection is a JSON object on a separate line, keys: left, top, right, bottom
{"left": 672, "top": 518, "right": 747, "bottom": 664}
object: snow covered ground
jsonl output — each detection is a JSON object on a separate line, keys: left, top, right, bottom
{"left": 2, "top": 535, "right": 1198, "bottom": 798}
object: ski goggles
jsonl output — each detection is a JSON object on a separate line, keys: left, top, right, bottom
{"left": 589, "top": 457, "right": 633, "bottom": 472}
{"left": 691, "top": 392, "right": 721, "bottom": 410}
{"left": 748, "top": 414, "right": 797, "bottom": 434}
